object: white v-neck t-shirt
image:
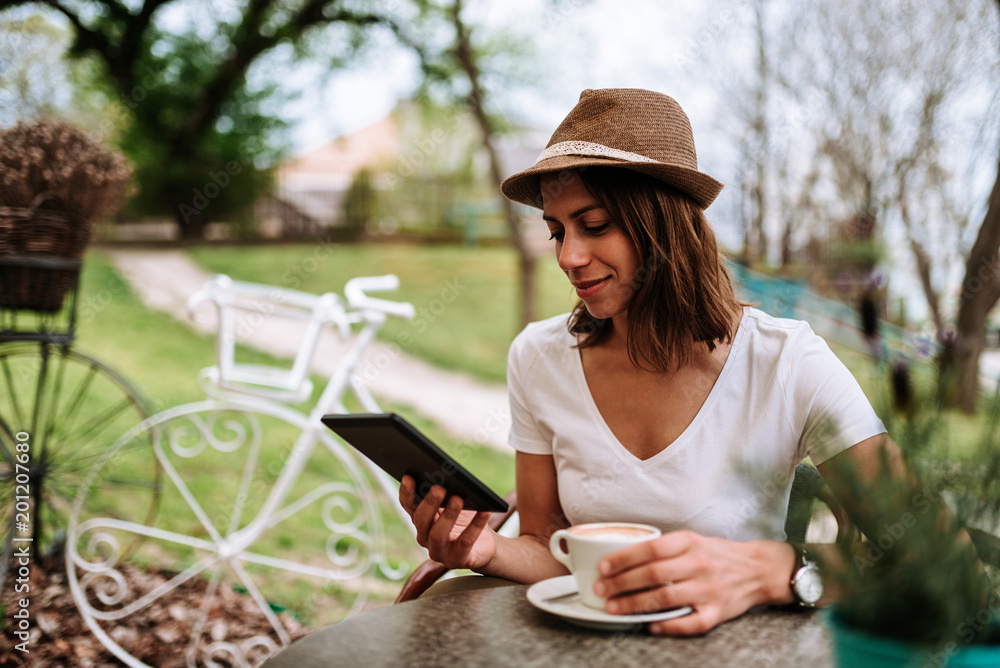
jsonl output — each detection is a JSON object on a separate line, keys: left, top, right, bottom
{"left": 506, "top": 307, "right": 886, "bottom": 541}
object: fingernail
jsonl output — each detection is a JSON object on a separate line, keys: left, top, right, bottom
{"left": 593, "top": 582, "right": 606, "bottom": 597}
{"left": 599, "top": 560, "right": 611, "bottom": 575}
{"left": 607, "top": 600, "right": 619, "bottom": 613}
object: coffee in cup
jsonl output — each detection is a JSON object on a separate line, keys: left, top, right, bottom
{"left": 549, "top": 522, "right": 661, "bottom": 610}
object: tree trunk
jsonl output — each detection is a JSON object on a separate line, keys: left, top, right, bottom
{"left": 519, "top": 253, "right": 537, "bottom": 333}
{"left": 748, "top": 0, "right": 770, "bottom": 267}
{"left": 174, "top": 201, "right": 208, "bottom": 240}
{"left": 450, "top": 0, "right": 536, "bottom": 328}
{"left": 952, "top": 153, "right": 1000, "bottom": 412}
{"left": 946, "top": 0, "right": 1000, "bottom": 412}
{"left": 908, "top": 237, "right": 944, "bottom": 337}
{"left": 780, "top": 217, "right": 794, "bottom": 268}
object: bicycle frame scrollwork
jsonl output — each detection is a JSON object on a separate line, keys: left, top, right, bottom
{"left": 68, "top": 275, "right": 421, "bottom": 667}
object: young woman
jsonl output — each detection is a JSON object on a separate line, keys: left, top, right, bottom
{"left": 400, "top": 88, "right": 897, "bottom": 635}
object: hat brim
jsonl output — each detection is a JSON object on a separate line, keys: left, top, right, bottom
{"left": 500, "top": 155, "right": 724, "bottom": 211}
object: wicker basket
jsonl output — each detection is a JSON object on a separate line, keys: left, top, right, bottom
{"left": 0, "top": 193, "right": 89, "bottom": 312}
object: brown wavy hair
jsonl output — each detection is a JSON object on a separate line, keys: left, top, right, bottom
{"left": 567, "top": 167, "right": 746, "bottom": 372}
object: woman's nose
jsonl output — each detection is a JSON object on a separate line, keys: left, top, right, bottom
{"left": 557, "top": 234, "right": 589, "bottom": 272}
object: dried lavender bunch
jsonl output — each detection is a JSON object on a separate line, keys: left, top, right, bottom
{"left": 0, "top": 119, "right": 132, "bottom": 224}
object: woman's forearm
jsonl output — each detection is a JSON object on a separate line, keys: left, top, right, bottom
{"left": 476, "top": 532, "right": 570, "bottom": 584}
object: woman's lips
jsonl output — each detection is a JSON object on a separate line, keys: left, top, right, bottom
{"left": 573, "top": 277, "right": 608, "bottom": 299}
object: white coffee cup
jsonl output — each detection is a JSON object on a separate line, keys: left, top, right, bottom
{"left": 549, "top": 522, "right": 661, "bottom": 610}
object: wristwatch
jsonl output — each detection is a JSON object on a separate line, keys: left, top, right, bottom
{"left": 789, "top": 544, "right": 823, "bottom": 607}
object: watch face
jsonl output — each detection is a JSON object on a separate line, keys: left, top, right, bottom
{"left": 795, "top": 565, "right": 823, "bottom": 604}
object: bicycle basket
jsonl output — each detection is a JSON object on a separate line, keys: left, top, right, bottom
{"left": 0, "top": 193, "right": 89, "bottom": 312}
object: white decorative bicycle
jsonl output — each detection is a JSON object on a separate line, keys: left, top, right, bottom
{"left": 67, "top": 273, "right": 421, "bottom": 667}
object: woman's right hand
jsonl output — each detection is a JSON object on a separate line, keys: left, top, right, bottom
{"left": 399, "top": 475, "right": 498, "bottom": 571}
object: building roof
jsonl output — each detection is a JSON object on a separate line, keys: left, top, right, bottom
{"left": 278, "top": 115, "right": 400, "bottom": 192}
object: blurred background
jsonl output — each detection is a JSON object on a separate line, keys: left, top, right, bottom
{"left": 3, "top": 0, "right": 999, "bottom": 341}
{"left": 4, "top": 1, "right": 1000, "bottom": 360}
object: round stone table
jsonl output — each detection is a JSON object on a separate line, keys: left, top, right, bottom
{"left": 262, "top": 584, "right": 832, "bottom": 668}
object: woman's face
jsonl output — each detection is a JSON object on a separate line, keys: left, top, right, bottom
{"left": 541, "top": 171, "right": 641, "bottom": 323}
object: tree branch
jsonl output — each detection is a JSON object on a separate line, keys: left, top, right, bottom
{"left": 38, "top": 0, "right": 111, "bottom": 60}
{"left": 447, "top": 0, "right": 525, "bottom": 255}
{"left": 178, "top": 1, "right": 403, "bottom": 147}
{"left": 114, "top": 0, "right": 173, "bottom": 89}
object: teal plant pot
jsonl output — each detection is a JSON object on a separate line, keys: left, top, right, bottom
{"left": 823, "top": 610, "right": 1000, "bottom": 668}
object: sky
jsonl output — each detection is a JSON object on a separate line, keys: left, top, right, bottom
{"left": 287, "top": 0, "right": 728, "bottom": 146}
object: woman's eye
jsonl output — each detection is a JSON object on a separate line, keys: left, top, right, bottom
{"left": 584, "top": 223, "right": 611, "bottom": 235}
{"left": 548, "top": 230, "right": 564, "bottom": 242}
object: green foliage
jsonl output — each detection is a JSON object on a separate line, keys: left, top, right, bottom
{"left": 9, "top": 0, "right": 424, "bottom": 238}
{"left": 343, "top": 168, "right": 376, "bottom": 240}
{"left": 113, "top": 26, "right": 283, "bottom": 234}
{"left": 825, "top": 239, "right": 886, "bottom": 273}
{"left": 821, "top": 348, "right": 1000, "bottom": 647}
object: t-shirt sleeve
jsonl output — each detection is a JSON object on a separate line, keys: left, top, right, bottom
{"left": 506, "top": 329, "right": 553, "bottom": 455}
{"left": 785, "top": 325, "right": 886, "bottom": 464}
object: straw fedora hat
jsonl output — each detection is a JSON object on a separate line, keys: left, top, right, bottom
{"left": 501, "top": 88, "right": 723, "bottom": 210}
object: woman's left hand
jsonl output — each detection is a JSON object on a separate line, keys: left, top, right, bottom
{"left": 593, "top": 531, "right": 797, "bottom": 636}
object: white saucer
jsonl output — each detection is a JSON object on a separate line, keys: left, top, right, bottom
{"left": 526, "top": 575, "right": 693, "bottom": 631}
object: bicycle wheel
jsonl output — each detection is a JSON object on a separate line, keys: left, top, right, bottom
{"left": 0, "top": 342, "right": 155, "bottom": 578}
{"left": 67, "top": 400, "right": 421, "bottom": 668}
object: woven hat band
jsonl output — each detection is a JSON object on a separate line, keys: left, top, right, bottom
{"left": 536, "top": 141, "right": 659, "bottom": 166}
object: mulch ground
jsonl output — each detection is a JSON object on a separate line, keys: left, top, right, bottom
{"left": 1, "top": 557, "right": 312, "bottom": 667}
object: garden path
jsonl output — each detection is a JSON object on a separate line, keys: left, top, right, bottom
{"left": 103, "top": 247, "right": 512, "bottom": 452}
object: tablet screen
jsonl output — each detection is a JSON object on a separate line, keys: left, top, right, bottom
{"left": 321, "top": 413, "right": 509, "bottom": 512}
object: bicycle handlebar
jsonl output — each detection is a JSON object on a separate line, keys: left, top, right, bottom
{"left": 186, "top": 275, "right": 354, "bottom": 337}
{"left": 188, "top": 273, "right": 415, "bottom": 329}
{"left": 344, "top": 275, "right": 416, "bottom": 320}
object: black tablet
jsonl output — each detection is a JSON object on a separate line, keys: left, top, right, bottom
{"left": 321, "top": 413, "right": 509, "bottom": 513}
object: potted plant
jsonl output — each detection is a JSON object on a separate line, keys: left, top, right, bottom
{"left": 0, "top": 119, "right": 131, "bottom": 312}
{"left": 819, "top": 305, "right": 1000, "bottom": 667}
